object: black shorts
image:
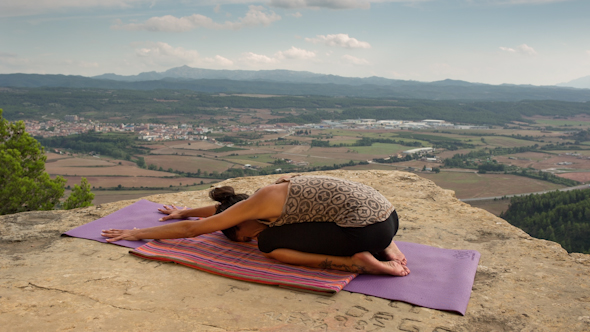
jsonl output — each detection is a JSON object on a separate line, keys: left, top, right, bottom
{"left": 257, "top": 210, "right": 399, "bottom": 257}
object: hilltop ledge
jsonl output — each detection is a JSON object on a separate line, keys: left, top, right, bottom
{"left": 1, "top": 170, "right": 589, "bottom": 331}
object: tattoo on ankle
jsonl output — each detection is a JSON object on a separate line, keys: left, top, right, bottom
{"left": 319, "top": 259, "right": 366, "bottom": 274}
{"left": 319, "top": 259, "right": 333, "bottom": 270}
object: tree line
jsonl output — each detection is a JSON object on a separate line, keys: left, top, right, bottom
{"left": 501, "top": 189, "right": 590, "bottom": 254}
{"left": 4, "top": 87, "right": 590, "bottom": 127}
{"left": 37, "top": 132, "right": 149, "bottom": 160}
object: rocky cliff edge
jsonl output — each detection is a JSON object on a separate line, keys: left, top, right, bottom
{"left": 1, "top": 170, "right": 589, "bottom": 331}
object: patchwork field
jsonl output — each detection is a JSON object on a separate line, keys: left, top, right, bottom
{"left": 418, "top": 172, "right": 565, "bottom": 199}
{"left": 143, "top": 155, "right": 235, "bottom": 173}
{"left": 530, "top": 119, "right": 590, "bottom": 128}
{"left": 46, "top": 164, "right": 175, "bottom": 177}
{"left": 435, "top": 149, "right": 474, "bottom": 159}
{"left": 348, "top": 143, "right": 407, "bottom": 156}
{"left": 91, "top": 191, "right": 177, "bottom": 205}
{"left": 482, "top": 136, "right": 538, "bottom": 148}
{"left": 62, "top": 176, "right": 215, "bottom": 189}
{"left": 392, "top": 160, "right": 443, "bottom": 169}
{"left": 167, "top": 141, "right": 220, "bottom": 150}
{"left": 46, "top": 157, "right": 115, "bottom": 167}
{"left": 39, "top": 119, "right": 590, "bottom": 207}
{"left": 557, "top": 172, "right": 590, "bottom": 183}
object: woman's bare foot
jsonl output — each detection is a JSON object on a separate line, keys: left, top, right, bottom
{"left": 379, "top": 240, "right": 407, "bottom": 265}
{"left": 352, "top": 252, "right": 410, "bottom": 276}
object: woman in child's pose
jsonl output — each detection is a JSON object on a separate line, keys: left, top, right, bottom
{"left": 102, "top": 175, "right": 409, "bottom": 276}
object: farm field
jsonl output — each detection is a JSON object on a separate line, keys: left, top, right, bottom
{"left": 302, "top": 147, "right": 366, "bottom": 160}
{"left": 392, "top": 160, "right": 442, "bottom": 169}
{"left": 342, "top": 163, "right": 403, "bottom": 171}
{"left": 92, "top": 190, "right": 177, "bottom": 205}
{"left": 91, "top": 182, "right": 214, "bottom": 205}
{"left": 224, "top": 153, "right": 277, "bottom": 164}
{"left": 418, "top": 172, "right": 565, "bottom": 199}
{"left": 61, "top": 175, "right": 216, "bottom": 189}
{"left": 46, "top": 157, "right": 115, "bottom": 167}
{"left": 46, "top": 164, "right": 175, "bottom": 177}
{"left": 550, "top": 150, "right": 590, "bottom": 157}
{"left": 494, "top": 153, "right": 554, "bottom": 168}
{"left": 556, "top": 172, "right": 590, "bottom": 183}
{"left": 530, "top": 119, "right": 590, "bottom": 128}
{"left": 527, "top": 155, "right": 590, "bottom": 171}
{"left": 482, "top": 136, "right": 538, "bottom": 148}
{"left": 167, "top": 141, "right": 219, "bottom": 150}
{"left": 143, "top": 155, "right": 235, "bottom": 173}
{"left": 348, "top": 143, "right": 407, "bottom": 156}
{"left": 465, "top": 199, "right": 512, "bottom": 216}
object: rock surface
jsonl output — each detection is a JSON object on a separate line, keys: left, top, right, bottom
{"left": 1, "top": 170, "right": 589, "bottom": 331}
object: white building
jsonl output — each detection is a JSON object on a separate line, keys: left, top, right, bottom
{"left": 403, "top": 147, "right": 435, "bottom": 154}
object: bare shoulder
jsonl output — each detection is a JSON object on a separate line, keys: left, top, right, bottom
{"left": 248, "top": 182, "right": 289, "bottom": 218}
{"left": 252, "top": 182, "right": 289, "bottom": 199}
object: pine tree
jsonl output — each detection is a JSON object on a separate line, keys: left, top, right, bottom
{"left": 0, "top": 109, "right": 66, "bottom": 215}
{"left": 62, "top": 178, "right": 95, "bottom": 210}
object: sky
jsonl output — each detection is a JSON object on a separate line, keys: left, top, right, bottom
{"left": 1, "top": 0, "right": 589, "bottom": 86}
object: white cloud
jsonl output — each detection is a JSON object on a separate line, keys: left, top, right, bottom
{"left": 204, "top": 55, "right": 234, "bottom": 67}
{"left": 499, "top": 44, "right": 537, "bottom": 56}
{"left": 239, "top": 47, "right": 317, "bottom": 66}
{"left": 305, "top": 34, "right": 371, "bottom": 49}
{"left": 586, "top": 50, "right": 590, "bottom": 56}
{"left": 276, "top": 47, "right": 316, "bottom": 60}
{"left": 128, "top": 42, "right": 235, "bottom": 71}
{"left": 135, "top": 42, "right": 200, "bottom": 67}
{"left": 213, "top": 4, "right": 221, "bottom": 13}
{"left": 517, "top": 44, "right": 537, "bottom": 55}
{"left": 341, "top": 54, "right": 369, "bottom": 65}
{"left": 290, "top": 12, "right": 303, "bottom": 18}
{"left": 240, "top": 52, "right": 280, "bottom": 65}
{"left": 270, "top": 0, "right": 371, "bottom": 9}
{"left": 113, "top": 6, "right": 280, "bottom": 32}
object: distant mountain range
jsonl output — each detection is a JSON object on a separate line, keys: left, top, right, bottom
{"left": 557, "top": 75, "right": 590, "bottom": 89}
{"left": 93, "top": 65, "right": 444, "bottom": 87}
{"left": 1, "top": 66, "right": 590, "bottom": 102}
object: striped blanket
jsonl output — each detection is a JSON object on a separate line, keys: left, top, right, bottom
{"left": 131, "top": 231, "right": 357, "bottom": 294}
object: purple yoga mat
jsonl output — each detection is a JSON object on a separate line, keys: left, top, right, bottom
{"left": 343, "top": 241, "right": 480, "bottom": 315}
{"left": 63, "top": 199, "right": 197, "bottom": 248}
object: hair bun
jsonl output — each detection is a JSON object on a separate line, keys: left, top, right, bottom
{"left": 209, "top": 186, "right": 236, "bottom": 202}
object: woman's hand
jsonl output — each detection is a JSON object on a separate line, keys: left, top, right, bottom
{"left": 101, "top": 228, "right": 141, "bottom": 242}
{"left": 158, "top": 204, "right": 188, "bottom": 221}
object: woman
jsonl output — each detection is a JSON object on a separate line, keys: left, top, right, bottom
{"left": 101, "top": 175, "right": 409, "bottom": 276}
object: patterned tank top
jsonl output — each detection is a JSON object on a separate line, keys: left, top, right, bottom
{"left": 263, "top": 175, "right": 394, "bottom": 228}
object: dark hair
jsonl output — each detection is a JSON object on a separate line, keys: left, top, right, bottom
{"left": 209, "top": 186, "right": 249, "bottom": 241}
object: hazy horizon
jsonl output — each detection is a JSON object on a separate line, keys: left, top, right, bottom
{"left": 1, "top": 0, "right": 589, "bottom": 86}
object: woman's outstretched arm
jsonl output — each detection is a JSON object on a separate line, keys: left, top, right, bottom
{"left": 157, "top": 204, "right": 217, "bottom": 221}
{"left": 264, "top": 249, "right": 410, "bottom": 276}
{"left": 101, "top": 183, "right": 288, "bottom": 242}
